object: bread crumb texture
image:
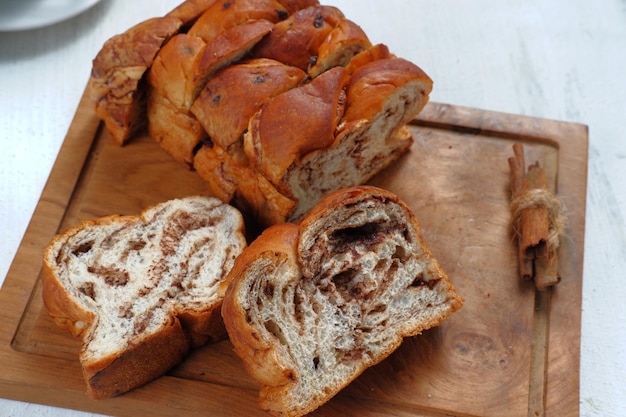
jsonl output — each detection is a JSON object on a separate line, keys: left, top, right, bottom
{"left": 223, "top": 186, "right": 462, "bottom": 417}
{"left": 43, "top": 196, "right": 246, "bottom": 397}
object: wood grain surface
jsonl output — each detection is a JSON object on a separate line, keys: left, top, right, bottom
{"left": 0, "top": 80, "right": 587, "bottom": 417}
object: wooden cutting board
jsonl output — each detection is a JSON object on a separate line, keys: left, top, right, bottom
{"left": 0, "top": 80, "right": 587, "bottom": 417}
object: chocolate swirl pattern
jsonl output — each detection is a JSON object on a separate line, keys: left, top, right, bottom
{"left": 222, "top": 186, "right": 463, "bottom": 417}
{"left": 42, "top": 196, "right": 247, "bottom": 398}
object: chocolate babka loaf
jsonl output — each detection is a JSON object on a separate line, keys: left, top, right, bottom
{"left": 90, "top": 0, "right": 433, "bottom": 227}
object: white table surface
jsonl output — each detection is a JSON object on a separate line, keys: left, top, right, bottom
{"left": 1, "top": 0, "right": 624, "bottom": 416}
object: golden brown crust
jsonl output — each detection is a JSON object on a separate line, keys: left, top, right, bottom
{"left": 191, "top": 58, "right": 306, "bottom": 152}
{"left": 42, "top": 197, "right": 247, "bottom": 399}
{"left": 251, "top": 5, "right": 345, "bottom": 70}
{"left": 222, "top": 186, "right": 463, "bottom": 417}
{"left": 148, "top": 33, "right": 207, "bottom": 111}
{"left": 343, "top": 57, "right": 433, "bottom": 124}
{"left": 146, "top": 88, "right": 208, "bottom": 169}
{"left": 308, "top": 18, "right": 372, "bottom": 77}
{"left": 166, "top": 0, "right": 219, "bottom": 26}
{"left": 83, "top": 316, "right": 189, "bottom": 399}
{"left": 176, "top": 306, "right": 228, "bottom": 347}
{"left": 91, "top": 16, "right": 183, "bottom": 145}
{"left": 188, "top": 0, "right": 288, "bottom": 43}
{"left": 245, "top": 66, "right": 349, "bottom": 194}
{"left": 193, "top": 144, "right": 245, "bottom": 202}
{"left": 91, "top": 17, "right": 182, "bottom": 79}
{"left": 275, "top": 0, "right": 319, "bottom": 14}
{"left": 234, "top": 168, "right": 297, "bottom": 229}
{"left": 190, "top": 60, "right": 309, "bottom": 211}
{"left": 92, "top": 2, "right": 433, "bottom": 229}
{"left": 344, "top": 43, "right": 393, "bottom": 74}
{"left": 190, "top": 19, "right": 275, "bottom": 104}
{"left": 221, "top": 223, "right": 300, "bottom": 384}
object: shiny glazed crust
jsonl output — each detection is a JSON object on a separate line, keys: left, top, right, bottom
{"left": 91, "top": 0, "right": 433, "bottom": 227}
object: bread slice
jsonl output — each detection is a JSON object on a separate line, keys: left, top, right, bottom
{"left": 244, "top": 56, "right": 432, "bottom": 223}
{"left": 250, "top": 5, "right": 346, "bottom": 70}
{"left": 91, "top": 0, "right": 268, "bottom": 146}
{"left": 308, "top": 18, "right": 372, "bottom": 77}
{"left": 222, "top": 186, "right": 463, "bottom": 417}
{"left": 166, "top": 0, "right": 220, "bottom": 26}
{"left": 148, "top": 33, "right": 207, "bottom": 112}
{"left": 90, "top": 16, "right": 183, "bottom": 145}
{"left": 187, "top": 0, "right": 290, "bottom": 43}
{"left": 42, "top": 196, "right": 247, "bottom": 399}
{"left": 192, "top": 58, "right": 307, "bottom": 154}
{"left": 146, "top": 20, "right": 276, "bottom": 169}
{"left": 191, "top": 58, "right": 306, "bottom": 201}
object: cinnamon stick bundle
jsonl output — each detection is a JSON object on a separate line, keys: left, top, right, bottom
{"left": 508, "top": 144, "right": 565, "bottom": 290}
